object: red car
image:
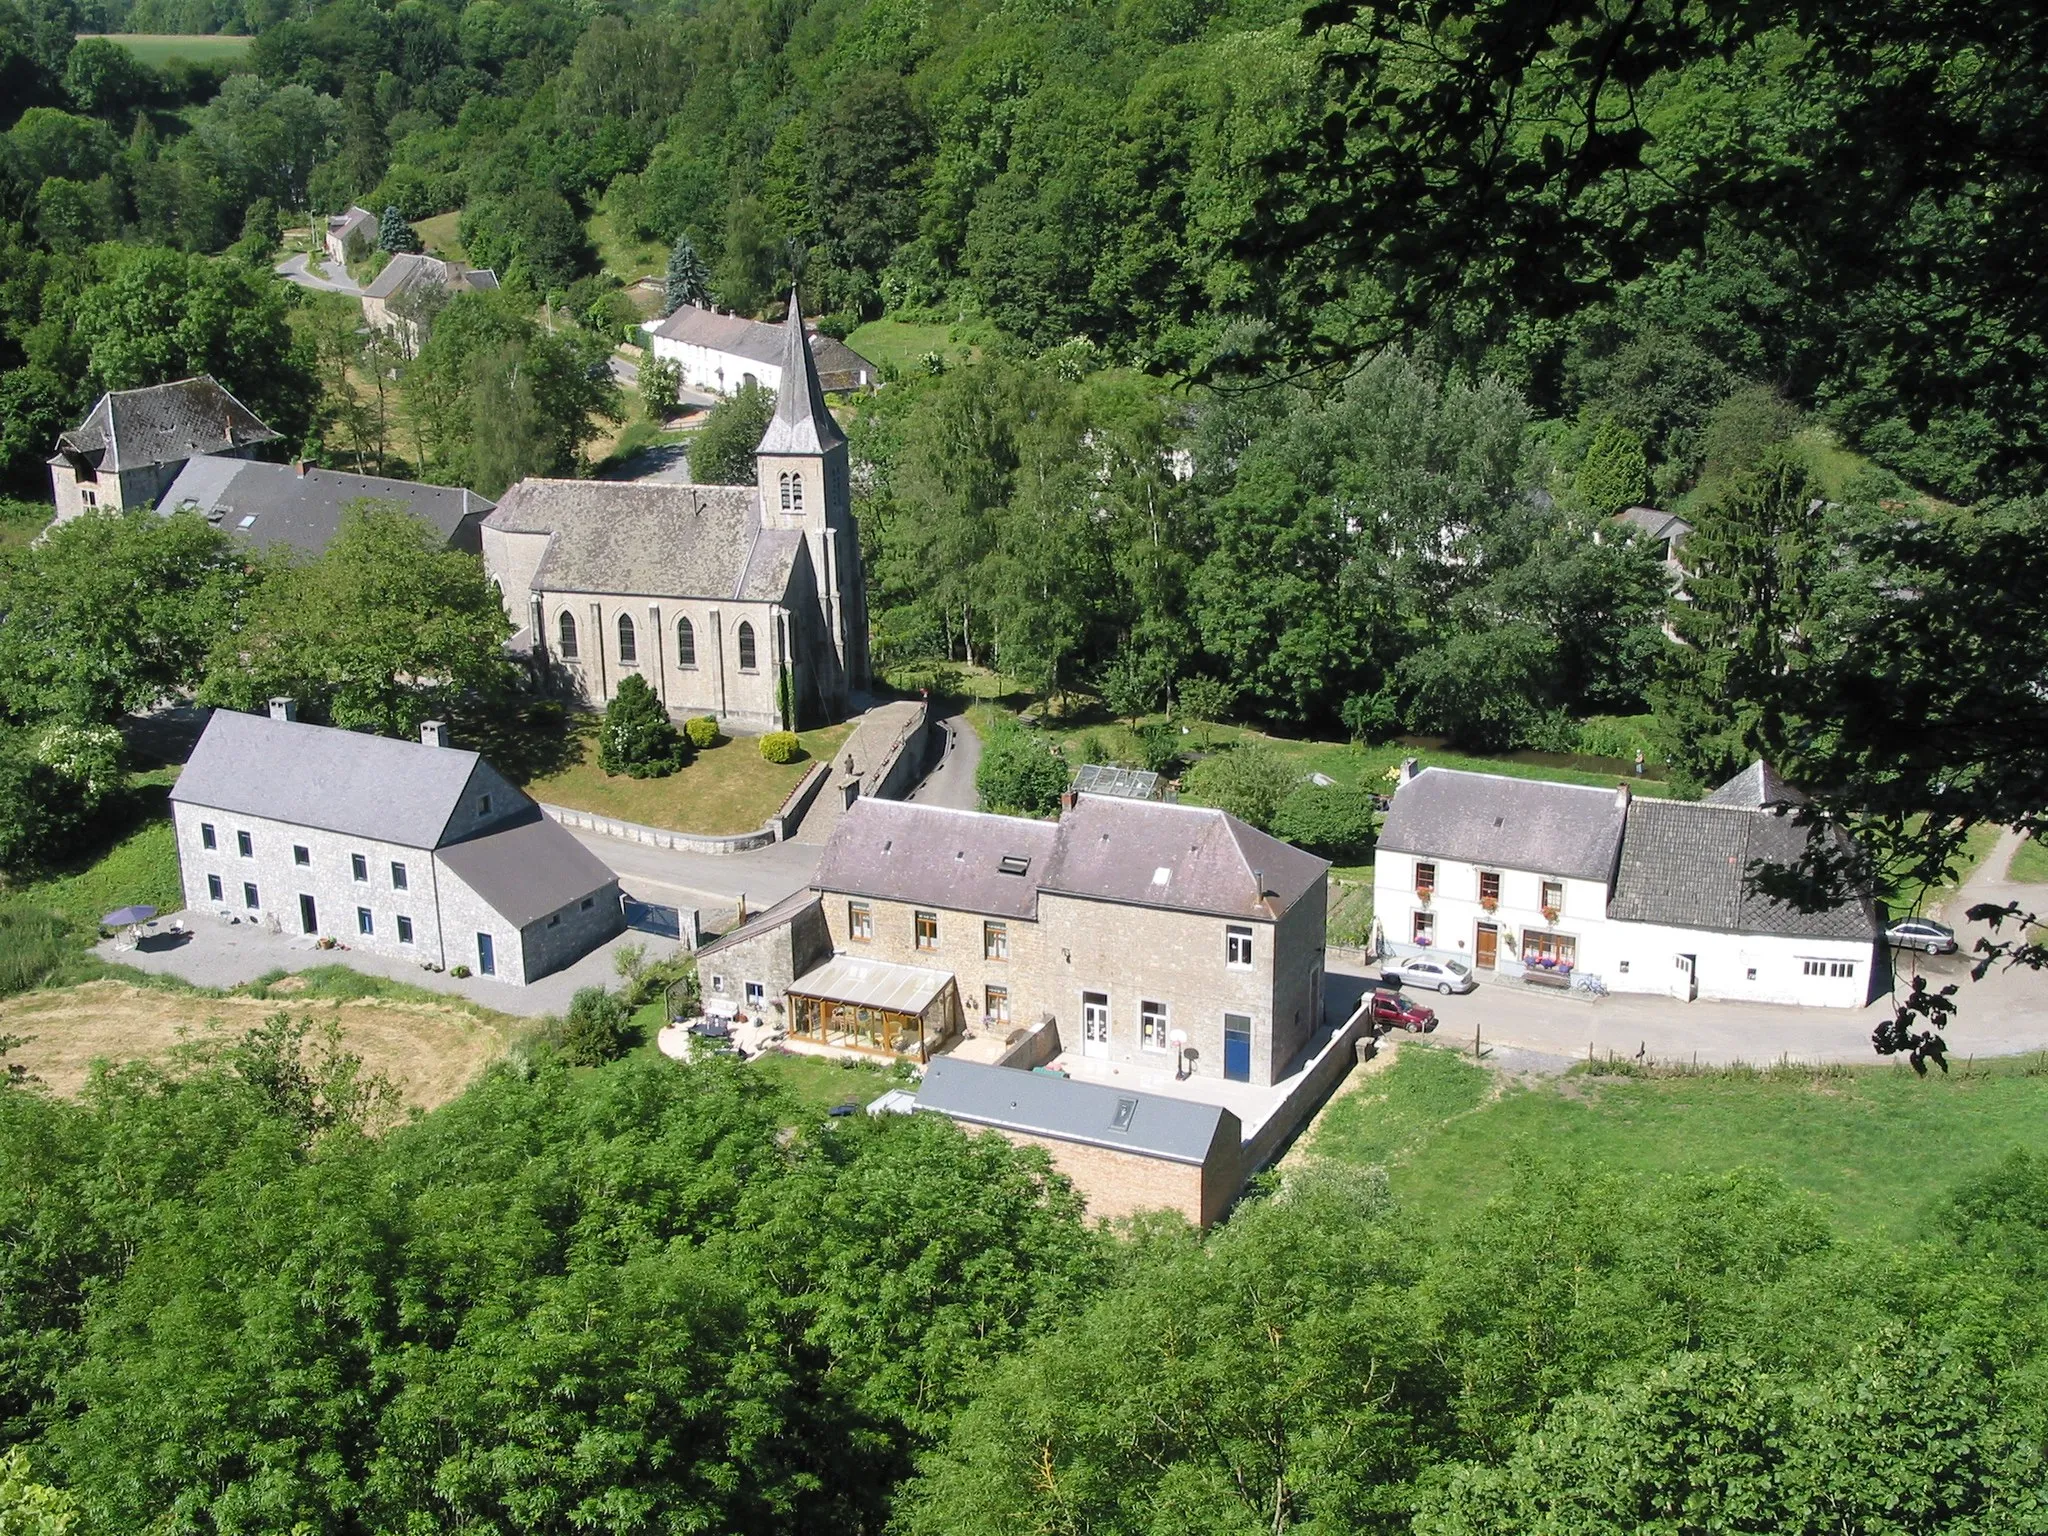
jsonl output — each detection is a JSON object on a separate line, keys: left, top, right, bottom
{"left": 1368, "top": 990, "right": 1437, "bottom": 1033}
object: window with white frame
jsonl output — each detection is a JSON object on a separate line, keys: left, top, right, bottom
{"left": 1225, "top": 925, "right": 1254, "bottom": 968}
{"left": 848, "top": 901, "right": 872, "bottom": 941}
{"left": 201, "top": 822, "right": 217, "bottom": 850}
{"left": 1413, "top": 910, "right": 1435, "bottom": 944}
{"left": 1140, "top": 1000, "right": 1169, "bottom": 1051}
{"left": 1802, "top": 958, "right": 1857, "bottom": 978}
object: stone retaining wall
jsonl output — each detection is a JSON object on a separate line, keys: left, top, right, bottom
{"left": 540, "top": 802, "right": 778, "bottom": 855}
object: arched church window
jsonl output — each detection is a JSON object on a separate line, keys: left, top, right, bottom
{"left": 557, "top": 611, "right": 578, "bottom": 659}
{"left": 737, "top": 621, "right": 757, "bottom": 671}
{"left": 677, "top": 616, "right": 697, "bottom": 666}
{"left": 779, "top": 473, "right": 792, "bottom": 511}
{"left": 617, "top": 614, "right": 637, "bottom": 664}
{"left": 789, "top": 474, "right": 803, "bottom": 512}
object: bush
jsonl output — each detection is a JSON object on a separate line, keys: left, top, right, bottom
{"left": 976, "top": 719, "right": 1069, "bottom": 817}
{"left": 685, "top": 715, "right": 720, "bottom": 749}
{"left": 450, "top": 964, "right": 471, "bottom": 978}
{"left": 560, "top": 986, "right": 632, "bottom": 1066}
{"left": 0, "top": 728, "right": 113, "bottom": 878}
{"left": 759, "top": 731, "right": 801, "bottom": 764}
{"left": 1134, "top": 722, "right": 1182, "bottom": 776}
{"left": 598, "top": 675, "right": 686, "bottom": 778}
{"left": 1271, "top": 784, "right": 1379, "bottom": 861}
{"left": 1577, "top": 714, "right": 1661, "bottom": 762}
{"left": 1181, "top": 743, "right": 1296, "bottom": 831}
{"left": 688, "top": 382, "right": 776, "bottom": 487}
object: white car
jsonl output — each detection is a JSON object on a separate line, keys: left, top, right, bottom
{"left": 1382, "top": 955, "right": 1478, "bottom": 995}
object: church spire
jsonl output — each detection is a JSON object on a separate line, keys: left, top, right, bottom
{"left": 755, "top": 289, "right": 845, "bottom": 456}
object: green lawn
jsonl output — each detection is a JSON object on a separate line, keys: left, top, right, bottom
{"left": 522, "top": 720, "right": 855, "bottom": 835}
{"left": 587, "top": 209, "right": 666, "bottom": 284}
{"left": 2008, "top": 833, "right": 2048, "bottom": 884}
{"left": 750, "top": 1050, "right": 904, "bottom": 1112}
{"left": 76, "top": 32, "right": 254, "bottom": 66}
{"left": 0, "top": 498, "right": 51, "bottom": 552}
{"left": 1307, "top": 1044, "right": 2048, "bottom": 1240}
{"left": 413, "top": 211, "right": 466, "bottom": 262}
{"left": 845, "top": 318, "right": 978, "bottom": 375}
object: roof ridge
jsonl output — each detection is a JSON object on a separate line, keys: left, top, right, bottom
{"left": 1417, "top": 764, "right": 1620, "bottom": 795}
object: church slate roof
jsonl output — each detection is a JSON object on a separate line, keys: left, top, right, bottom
{"left": 756, "top": 294, "right": 847, "bottom": 455}
{"left": 54, "top": 376, "right": 277, "bottom": 473}
{"left": 160, "top": 455, "right": 492, "bottom": 555}
{"left": 1607, "top": 796, "right": 1879, "bottom": 940}
{"left": 486, "top": 480, "right": 793, "bottom": 602}
{"left": 1377, "top": 767, "right": 1629, "bottom": 883}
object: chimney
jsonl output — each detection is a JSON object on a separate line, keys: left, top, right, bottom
{"left": 267, "top": 697, "right": 297, "bottom": 722}
{"left": 1615, "top": 780, "right": 1632, "bottom": 810}
{"left": 1399, "top": 755, "right": 1419, "bottom": 782}
{"left": 420, "top": 720, "right": 450, "bottom": 748}
{"left": 1060, "top": 788, "right": 1077, "bottom": 813}
{"left": 1253, "top": 867, "right": 1265, "bottom": 897}
{"left": 295, "top": 459, "right": 309, "bottom": 477}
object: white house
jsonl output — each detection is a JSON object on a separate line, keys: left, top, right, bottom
{"left": 169, "top": 702, "right": 624, "bottom": 985}
{"left": 640, "top": 304, "right": 877, "bottom": 397}
{"left": 1374, "top": 760, "right": 1882, "bottom": 1008}
{"left": 324, "top": 205, "right": 375, "bottom": 264}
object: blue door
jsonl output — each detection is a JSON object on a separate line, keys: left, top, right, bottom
{"left": 1223, "top": 1014, "right": 1252, "bottom": 1082}
{"left": 476, "top": 932, "right": 495, "bottom": 976}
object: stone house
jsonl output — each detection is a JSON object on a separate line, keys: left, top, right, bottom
{"left": 914, "top": 1058, "right": 1243, "bottom": 1227}
{"left": 360, "top": 254, "right": 500, "bottom": 350}
{"left": 484, "top": 293, "right": 870, "bottom": 731}
{"left": 640, "top": 304, "right": 877, "bottom": 396}
{"left": 169, "top": 702, "right": 623, "bottom": 985}
{"left": 1374, "top": 760, "right": 1882, "bottom": 1007}
{"left": 159, "top": 456, "right": 493, "bottom": 556}
{"left": 324, "top": 205, "right": 375, "bottom": 264}
{"left": 48, "top": 376, "right": 279, "bottom": 526}
{"left": 713, "top": 793, "right": 1330, "bottom": 1084}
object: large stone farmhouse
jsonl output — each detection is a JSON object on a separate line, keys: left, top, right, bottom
{"left": 170, "top": 702, "right": 624, "bottom": 986}
{"left": 361, "top": 253, "right": 500, "bottom": 349}
{"left": 160, "top": 457, "right": 494, "bottom": 556}
{"left": 484, "top": 295, "right": 870, "bottom": 731}
{"left": 698, "top": 793, "right": 1330, "bottom": 1084}
{"left": 48, "top": 376, "right": 278, "bottom": 525}
{"left": 1374, "top": 760, "right": 1882, "bottom": 1007}
{"left": 641, "top": 304, "right": 877, "bottom": 396}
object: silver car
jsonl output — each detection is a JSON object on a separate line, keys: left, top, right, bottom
{"left": 1885, "top": 917, "right": 1958, "bottom": 955}
{"left": 1382, "top": 955, "right": 1478, "bottom": 995}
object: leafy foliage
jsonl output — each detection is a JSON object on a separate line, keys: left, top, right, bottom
{"left": 687, "top": 382, "right": 775, "bottom": 487}
{"left": 598, "top": 674, "right": 686, "bottom": 778}
{"left": 558, "top": 986, "right": 631, "bottom": 1066}
{"left": 684, "top": 715, "right": 720, "bottom": 749}
{"left": 974, "top": 717, "right": 1068, "bottom": 817}
{"left": 1271, "top": 782, "right": 1377, "bottom": 861}
{"left": 1181, "top": 742, "right": 1296, "bottom": 831}
{"left": 376, "top": 203, "right": 420, "bottom": 255}
{"left": 757, "top": 730, "right": 800, "bottom": 765}
{"left": 662, "top": 235, "right": 709, "bottom": 315}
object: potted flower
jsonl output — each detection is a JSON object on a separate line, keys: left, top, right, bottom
{"left": 1542, "top": 905, "right": 1560, "bottom": 923}
{"left": 1481, "top": 895, "right": 1499, "bottom": 912}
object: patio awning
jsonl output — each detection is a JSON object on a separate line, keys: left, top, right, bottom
{"left": 790, "top": 954, "right": 953, "bottom": 1016}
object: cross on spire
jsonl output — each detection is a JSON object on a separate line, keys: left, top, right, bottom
{"left": 755, "top": 289, "right": 846, "bottom": 456}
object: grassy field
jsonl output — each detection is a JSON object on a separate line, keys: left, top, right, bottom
{"left": 0, "top": 499, "right": 50, "bottom": 552}
{"left": 750, "top": 1049, "right": 904, "bottom": 1111}
{"left": 845, "top": 318, "right": 979, "bottom": 375}
{"left": 413, "top": 211, "right": 466, "bottom": 262}
{"left": 1302, "top": 1042, "right": 2048, "bottom": 1239}
{"left": 2008, "top": 834, "right": 2048, "bottom": 884}
{"left": 587, "top": 209, "right": 666, "bottom": 283}
{"left": 523, "top": 720, "right": 856, "bottom": 834}
{"left": 0, "top": 975, "right": 506, "bottom": 1107}
{"left": 77, "top": 32, "right": 254, "bottom": 66}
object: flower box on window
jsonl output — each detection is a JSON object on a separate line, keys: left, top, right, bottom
{"left": 1481, "top": 896, "right": 1499, "bottom": 912}
{"left": 1542, "top": 906, "right": 1560, "bottom": 923}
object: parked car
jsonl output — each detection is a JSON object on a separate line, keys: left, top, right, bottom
{"left": 1381, "top": 954, "right": 1478, "bottom": 995}
{"left": 1368, "top": 991, "right": 1438, "bottom": 1033}
{"left": 1885, "top": 916, "right": 1958, "bottom": 954}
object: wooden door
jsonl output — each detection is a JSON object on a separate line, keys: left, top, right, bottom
{"left": 1475, "top": 923, "right": 1498, "bottom": 970}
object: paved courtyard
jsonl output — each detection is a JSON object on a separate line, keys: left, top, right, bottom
{"left": 99, "top": 914, "right": 683, "bottom": 1018}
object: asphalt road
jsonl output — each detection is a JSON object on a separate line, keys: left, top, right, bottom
{"left": 905, "top": 704, "right": 981, "bottom": 811}
{"left": 274, "top": 252, "right": 362, "bottom": 296}
{"left": 566, "top": 830, "right": 822, "bottom": 925}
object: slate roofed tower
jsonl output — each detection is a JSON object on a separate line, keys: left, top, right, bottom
{"left": 754, "top": 289, "right": 868, "bottom": 692}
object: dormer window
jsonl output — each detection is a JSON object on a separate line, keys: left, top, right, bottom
{"left": 998, "top": 854, "right": 1030, "bottom": 876}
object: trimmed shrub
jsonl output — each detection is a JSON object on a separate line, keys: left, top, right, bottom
{"left": 560, "top": 986, "right": 631, "bottom": 1066}
{"left": 599, "top": 675, "right": 686, "bottom": 778}
{"left": 685, "top": 715, "right": 721, "bottom": 749}
{"left": 759, "top": 731, "right": 801, "bottom": 764}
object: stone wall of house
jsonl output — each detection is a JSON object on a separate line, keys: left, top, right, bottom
{"left": 699, "top": 899, "right": 831, "bottom": 1022}
{"left": 816, "top": 884, "right": 1321, "bottom": 1087}
{"left": 959, "top": 1124, "right": 1238, "bottom": 1227}
{"left": 173, "top": 802, "right": 451, "bottom": 970}
{"left": 538, "top": 593, "right": 794, "bottom": 732}
{"left": 516, "top": 881, "right": 627, "bottom": 984}
{"left": 434, "top": 860, "right": 526, "bottom": 983}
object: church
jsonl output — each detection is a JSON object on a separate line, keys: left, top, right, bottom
{"left": 483, "top": 294, "right": 870, "bottom": 731}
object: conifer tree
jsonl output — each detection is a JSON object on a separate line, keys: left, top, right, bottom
{"left": 664, "top": 235, "right": 710, "bottom": 315}
{"left": 378, "top": 205, "right": 421, "bottom": 255}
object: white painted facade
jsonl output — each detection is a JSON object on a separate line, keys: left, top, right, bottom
{"left": 1374, "top": 849, "right": 1608, "bottom": 979}
{"left": 643, "top": 333, "right": 783, "bottom": 397}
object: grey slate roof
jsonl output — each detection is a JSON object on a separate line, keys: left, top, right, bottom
{"left": 1608, "top": 796, "right": 1879, "bottom": 940}
{"left": 1041, "top": 794, "right": 1328, "bottom": 919}
{"left": 171, "top": 708, "right": 504, "bottom": 849}
{"left": 648, "top": 301, "right": 876, "bottom": 395}
{"left": 756, "top": 292, "right": 847, "bottom": 455}
{"left": 54, "top": 377, "right": 277, "bottom": 473}
{"left": 1614, "top": 505, "right": 1692, "bottom": 545}
{"left": 485, "top": 480, "right": 798, "bottom": 602}
{"left": 328, "top": 206, "right": 374, "bottom": 242}
{"left": 916, "top": 1058, "right": 1238, "bottom": 1166}
{"left": 812, "top": 793, "right": 1327, "bottom": 925}
{"left": 362, "top": 253, "right": 498, "bottom": 301}
{"left": 160, "top": 456, "right": 492, "bottom": 555}
{"left": 695, "top": 888, "right": 821, "bottom": 959}
{"left": 435, "top": 809, "right": 618, "bottom": 927}
{"left": 1704, "top": 760, "right": 1808, "bottom": 810}
{"left": 815, "top": 799, "right": 1061, "bottom": 920}
{"left": 1377, "top": 767, "right": 1629, "bottom": 883}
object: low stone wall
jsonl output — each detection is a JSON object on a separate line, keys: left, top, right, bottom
{"left": 1238, "top": 999, "right": 1372, "bottom": 1176}
{"left": 769, "top": 760, "right": 831, "bottom": 841}
{"left": 993, "top": 1016, "right": 1061, "bottom": 1071}
{"left": 540, "top": 802, "right": 777, "bottom": 855}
